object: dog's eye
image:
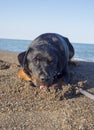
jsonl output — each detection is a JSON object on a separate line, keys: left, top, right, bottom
{"left": 33, "top": 58, "right": 38, "bottom": 62}
{"left": 32, "top": 57, "right": 40, "bottom": 65}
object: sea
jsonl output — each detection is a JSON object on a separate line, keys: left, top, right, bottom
{"left": 0, "top": 38, "right": 94, "bottom": 62}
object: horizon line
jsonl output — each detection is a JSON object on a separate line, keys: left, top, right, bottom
{"left": 0, "top": 37, "right": 94, "bottom": 45}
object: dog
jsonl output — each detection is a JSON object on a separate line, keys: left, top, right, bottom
{"left": 18, "top": 33, "right": 75, "bottom": 90}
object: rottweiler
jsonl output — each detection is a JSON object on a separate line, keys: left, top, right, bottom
{"left": 18, "top": 33, "right": 74, "bottom": 90}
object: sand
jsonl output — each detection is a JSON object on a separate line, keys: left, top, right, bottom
{"left": 0, "top": 50, "right": 94, "bottom": 130}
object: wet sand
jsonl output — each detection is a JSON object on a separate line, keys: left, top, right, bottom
{"left": 0, "top": 50, "right": 94, "bottom": 130}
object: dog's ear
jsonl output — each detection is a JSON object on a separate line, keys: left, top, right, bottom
{"left": 18, "top": 51, "right": 26, "bottom": 67}
{"left": 18, "top": 51, "right": 31, "bottom": 77}
{"left": 18, "top": 48, "right": 34, "bottom": 76}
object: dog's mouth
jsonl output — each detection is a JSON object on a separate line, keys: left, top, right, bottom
{"left": 30, "top": 80, "right": 48, "bottom": 89}
{"left": 31, "top": 72, "right": 63, "bottom": 89}
{"left": 39, "top": 85, "right": 47, "bottom": 89}
{"left": 33, "top": 79, "right": 53, "bottom": 90}
{"left": 35, "top": 81, "right": 51, "bottom": 89}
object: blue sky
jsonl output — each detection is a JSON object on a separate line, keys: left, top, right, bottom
{"left": 0, "top": 0, "right": 94, "bottom": 43}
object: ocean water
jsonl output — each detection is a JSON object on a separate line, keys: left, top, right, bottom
{"left": 73, "top": 43, "right": 94, "bottom": 62}
{"left": 0, "top": 38, "right": 94, "bottom": 62}
{"left": 0, "top": 38, "right": 31, "bottom": 52}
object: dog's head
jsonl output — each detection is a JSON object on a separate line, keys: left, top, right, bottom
{"left": 18, "top": 42, "right": 66, "bottom": 89}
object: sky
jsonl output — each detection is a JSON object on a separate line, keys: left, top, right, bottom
{"left": 0, "top": 0, "right": 94, "bottom": 43}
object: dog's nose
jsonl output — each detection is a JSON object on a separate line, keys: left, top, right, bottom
{"left": 40, "top": 75, "right": 48, "bottom": 82}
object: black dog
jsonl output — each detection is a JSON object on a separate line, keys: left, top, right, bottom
{"left": 18, "top": 33, "right": 74, "bottom": 89}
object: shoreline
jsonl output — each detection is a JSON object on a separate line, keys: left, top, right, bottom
{"left": 1, "top": 49, "right": 94, "bottom": 62}
{"left": 0, "top": 50, "right": 18, "bottom": 64}
{"left": 0, "top": 50, "right": 94, "bottom": 130}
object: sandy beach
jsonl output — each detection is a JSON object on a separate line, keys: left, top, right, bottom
{"left": 0, "top": 50, "right": 94, "bottom": 130}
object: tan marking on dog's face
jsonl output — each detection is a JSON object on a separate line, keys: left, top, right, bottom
{"left": 47, "top": 56, "right": 53, "bottom": 64}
